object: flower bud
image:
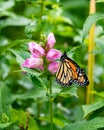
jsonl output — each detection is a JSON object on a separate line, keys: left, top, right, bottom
{"left": 46, "top": 49, "right": 62, "bottom": 61}
{"left": 48, "top": 62, "right": 59, "bottom": 74}
{"left": 29, "top": 42, "right": 45, "bottom": 58}
{"left": 46, "top": 33, "right": 56, "bottom": 50}
{"left": 22, "top": 57, "right": 44, "bottom": 70}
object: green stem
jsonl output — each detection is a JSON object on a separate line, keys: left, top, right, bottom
{"left": 40, "top": 0, "right": 44, "bottom": 20}
{"left": 86, "top": 0, "right": 96, "bottom": 104}
{"left": 49, "top": 78, "right": 53, "bottom": 130}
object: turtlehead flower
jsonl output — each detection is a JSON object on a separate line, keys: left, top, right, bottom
{"left": 46, "top": 33, "right": 56, "bottom": 50}
{"left": 29, "top": 42, "right": 45, "bottom": 58}
{"left": 46, "top": 49, "right": 62, "bottom": 62}
{"left": 48, "top": 62, "right": 60, "bottom": 74}
{"left": 22, "top": 32, "right": 62, "bottom": 74}
{"left": 22, "top": 57, "right": 44, "bottom": 70}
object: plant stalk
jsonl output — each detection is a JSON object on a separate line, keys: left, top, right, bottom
{"left": 86, "top": 0, "right": 96, "bottom": 104}
{"left": 49, "top": 78, "right": 53, "bottom": 130}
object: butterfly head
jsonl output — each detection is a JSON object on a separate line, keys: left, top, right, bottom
{"left": 60, "top": 52, "right": 67, "bottom": 62}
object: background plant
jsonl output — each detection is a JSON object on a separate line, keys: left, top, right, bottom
{"left": 0, "top": 0, "right": 104, "bottom": 130}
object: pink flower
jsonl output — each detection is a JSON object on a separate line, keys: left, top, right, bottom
{"left": 22, "top": 57, "right": 44, "bottom": 70}
{"left": 48, "top": 62, "right": 60, "bottom": 74}
{"left": 29, "top": 42, "right": 45, "bottom": 58}
{"left": 21, "top": 33, "right": 62, "bottom": 75}
{"left": 46, "top": 49, "right": 62, "bottom": 62}
{"left": 46, "top": 33, "right": 56, "bottom": 50}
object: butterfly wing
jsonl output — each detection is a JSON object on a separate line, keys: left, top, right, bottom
{"left": 65, "top": 57, "right": 89, "bottom": 86}
{"left": 56, "top": 52, "right": 89, "bottom": 87}
{"left": 56, "top": 61, "right": 73, "bottom": 87}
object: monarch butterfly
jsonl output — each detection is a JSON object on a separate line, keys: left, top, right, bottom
{"left": 56, "top": 52, "right": 89, "bottom": 87}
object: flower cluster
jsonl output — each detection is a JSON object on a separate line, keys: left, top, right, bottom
{"left": 22, "top": 33, "right": 62, "bottom": 74}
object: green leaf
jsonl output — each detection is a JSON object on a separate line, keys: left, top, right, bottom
{"left": 53, "top": 117, "right": 66, "bottom": 128}
{"left": 91, "top": 49, "right": 104, "bottom": 54}
{"left": 0, "top": 86, "right": 11, "bottom": 119}
{"left": 62, "top": 117, "right": 104, "bottom": 130}
{"left": 93, "top": 38, "right": 104, "bottom": 54}
{"left": 67, "top": 45, "right": 82, "bottom": 55}
{"left": 56, "top": 24, "right": 75, "bottom": 37}
{"left": 1, "top": 113, "right": 9, "bottom": 123}
{"left": 31, "top": 76, "right": 47, "bottom": 90}
{"left": 27, "top": 20, "right": 42, "bottom": 31}
{"left": 82, "top": 101, "right": 104, "bottom": 118}
{"left": 96, "top": 0, "right": 104, "bottom": 2}
{"left": 22, "top": 68, "right": 43, "bottom": 77}
{"left": 93, "top": 91, "right": 104, "bottom": 98}
{"left": 19, "top": 87, "right": 46, "bottom": 100}
{"left": 28, "top": 117, "right": 39, "bottom": 130}
{"left": 0, "top": 39, "right": 30, "bottom": 54}
{"left": 39, "top": 116, "right": 65, "bottom": 128}
{"left": 82, "top": 13, "right": 104, "bottom": 41}
{"left": 10, "top": 49, "right": 30, "bottom": 65}
{"left": 10, "top": 108, "right": 39, "bottom": 130}
{"left": 63, "top": 0, "right": 88, "bottom": 10}
{"left": 12, "top": 86, "right": 46, "bottom": 101}
{"left": 25, "top": 20, "right": 42, "bottom": 38}
{"left": 0, "top": 62, "right": 10, "bottom": 79}
{"left": 0, "top": 122, "right": 12, "bottom": 129}
{"left": 59, "top": 86, "right": 78, "bottom": 98}
{"left": 0, "top": 15, "right": 31, "bottom": 29}
{"left": 0, "top": 1, "right": 14, "bottom": 10}
{"left": 54, "top": 15, "right": 73, "bottom": 25}
{"left": 10, "top": 108, "right": 27, "bottom": 127}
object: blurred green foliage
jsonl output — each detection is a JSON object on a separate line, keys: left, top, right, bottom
{"left": 0, "top": 0, "right": 104, "bottom": 130}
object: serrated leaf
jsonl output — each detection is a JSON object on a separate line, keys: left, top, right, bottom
{"left": 82, "top": 101, "right": 104, "bottom": 118}
{"left": 82, "top": 13, "right": 104, "bottom": 41}
{"left": 22, "top": 68, "right": 43, "bottom": 76}
{"left": 31, "top": 76, "right": 47, "bottom": 90}
{"left": 62, "top": 117, "right": 104, "bottom": 130}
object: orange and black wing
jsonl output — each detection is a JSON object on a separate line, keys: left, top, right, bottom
{"left": 56, "top": 52, "right": 89, "bottom": 87}
{"left": 56, "top": 61, "right": 73, "bottom": 87}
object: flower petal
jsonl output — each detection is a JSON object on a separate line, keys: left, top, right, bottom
{"left": 22, "top": 57, "right": 44, "bottom": 70}
{"left": 29, "top": 42, "right": 45, "bottom": 57}
{"left": 46, "top": 33, "right": 56, "bottom": 50}
{"left": 46, "top": 49, "right": 62, "bottom": 61}
{"left": 48, "top": 62, "right": 60, "bottom": 74}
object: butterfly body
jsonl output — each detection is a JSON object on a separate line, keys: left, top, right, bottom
{"left": 56, "top": 52, "right": 89, "bottom": 87}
